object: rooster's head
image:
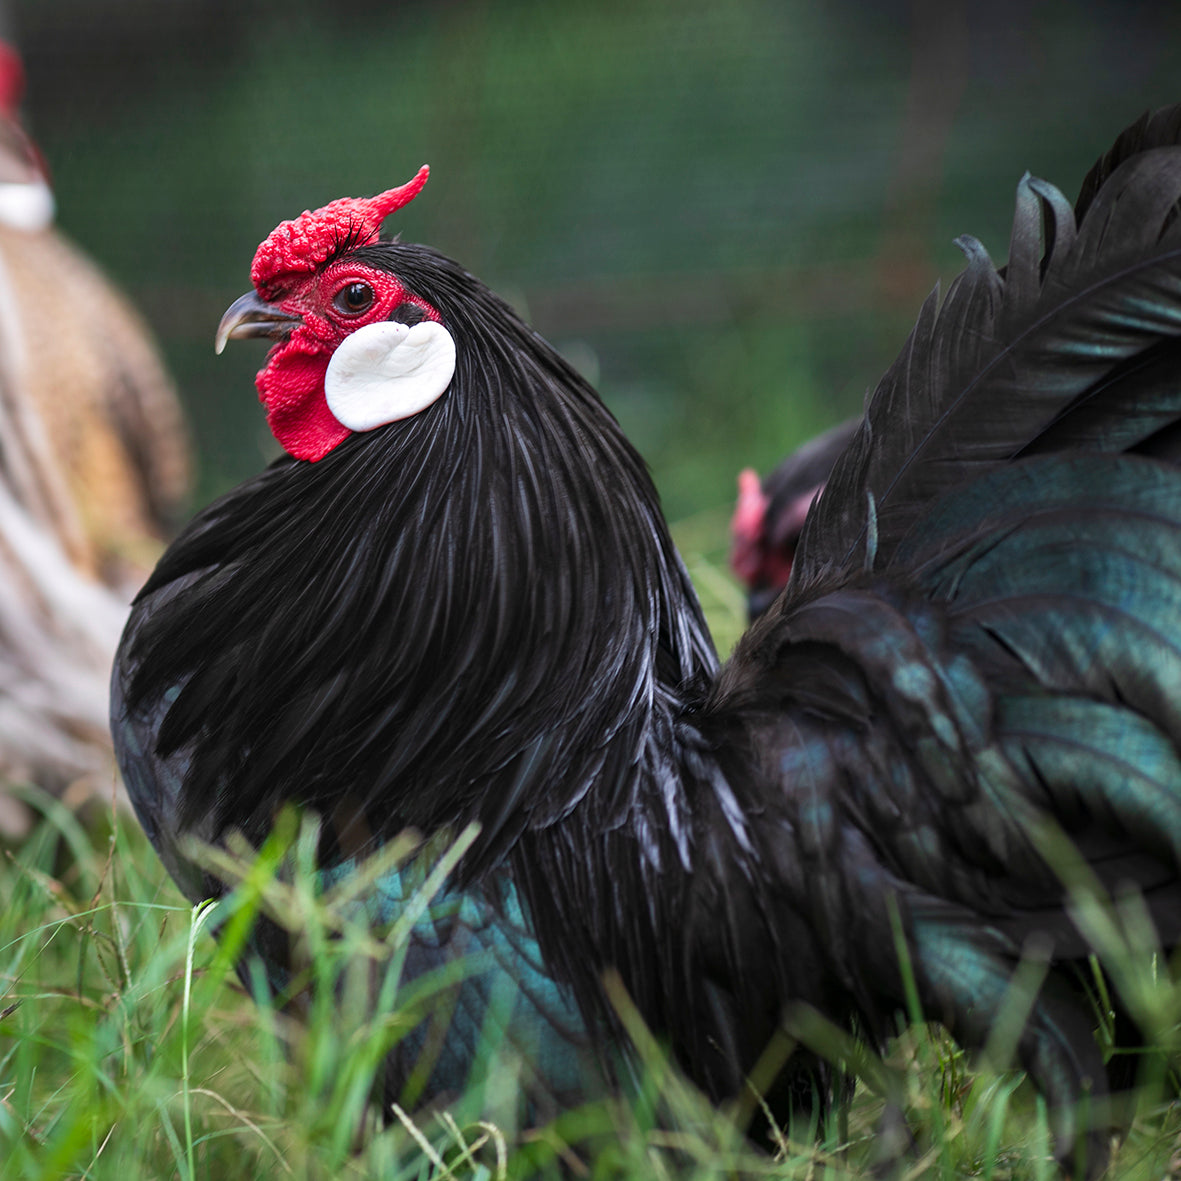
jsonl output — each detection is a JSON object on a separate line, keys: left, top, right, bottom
{"left": 216, "top": 167, "right": 456, "bottom": 461}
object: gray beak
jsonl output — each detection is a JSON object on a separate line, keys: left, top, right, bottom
{"left": 215, "top": 290, "right": 301, "bottom": 355}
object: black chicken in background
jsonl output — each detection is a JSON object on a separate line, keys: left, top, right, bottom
{"left": 114, "top": 105, "right": 1181, "bottom": 1173}
{"left": 0, "top": 37, "right": 189, "bottom": 836}
{"left": 730, "top": 416, "right": 859, "bottom": 620}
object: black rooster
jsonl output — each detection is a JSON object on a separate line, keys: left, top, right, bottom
{"left": 113, "top": 107, "right": 1181, "bottom": 1171}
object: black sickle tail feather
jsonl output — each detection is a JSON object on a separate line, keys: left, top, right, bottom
{"left": 792, "top": 119, "right": 1181, "bottom": 595}
{"left": 742, "top": 109, "right": 1181, "bottom": 616}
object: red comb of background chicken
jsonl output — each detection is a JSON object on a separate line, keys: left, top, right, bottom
{"left": 729, "top": 468, "right": 769, "bottom": 585}
{"left": 250, "top": 166, "right": 429, "bottom": 296}
{"left": 0, "top": 40, "right": 26, "bottom": 119}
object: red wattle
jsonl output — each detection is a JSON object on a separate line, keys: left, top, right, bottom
{"left": 257, "top": 338, "right": 351, "bottom": 462}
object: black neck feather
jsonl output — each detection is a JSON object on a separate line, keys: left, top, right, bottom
{"left": 126, "top": 243, "right": 718, "bottom": 866}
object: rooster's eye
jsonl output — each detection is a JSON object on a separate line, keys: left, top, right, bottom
{"left": 335, "top": 282, "right": 375, "bottom": 315}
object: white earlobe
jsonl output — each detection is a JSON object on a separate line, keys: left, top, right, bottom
{"left": 325, "top": 319, "right": 456, "bottom": 432}
{"left": 0, "top": 181, "right": 54, "bottom": 232}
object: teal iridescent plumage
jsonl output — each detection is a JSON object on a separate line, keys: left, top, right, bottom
{"left": 314, "top": 857, "right": 600, "bottom": 1113}
{"left": 112, "top": 104, "right": 1181, "bottom": 1174}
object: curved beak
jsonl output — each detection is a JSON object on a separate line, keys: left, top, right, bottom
{"left": 215, "top": 290, "right": 302, "bottom": 355}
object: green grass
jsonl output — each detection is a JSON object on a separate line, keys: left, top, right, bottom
{"left": 6, "top": 792, "right": 1181, "bottom": 1178}
{"left": 4, "top": 562, "right": 1181, "bottom": 1179}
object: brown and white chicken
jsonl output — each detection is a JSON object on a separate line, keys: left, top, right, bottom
{"left": 0, "top": 39, "right": 189, "bottom": 835}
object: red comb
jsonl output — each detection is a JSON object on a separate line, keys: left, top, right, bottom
{"left": 251, "top": 166, "right": 430, "bottom": 294}
{"left": 0, "top": 41, "right": 26, "bottom": 119}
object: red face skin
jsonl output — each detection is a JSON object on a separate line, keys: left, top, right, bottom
{"left": 257, "top": 262, "right": 439, "bottom": 461}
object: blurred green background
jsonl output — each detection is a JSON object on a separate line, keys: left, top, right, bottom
{"left": 11, "top": 0, "right": 1181, "bottom": 523}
